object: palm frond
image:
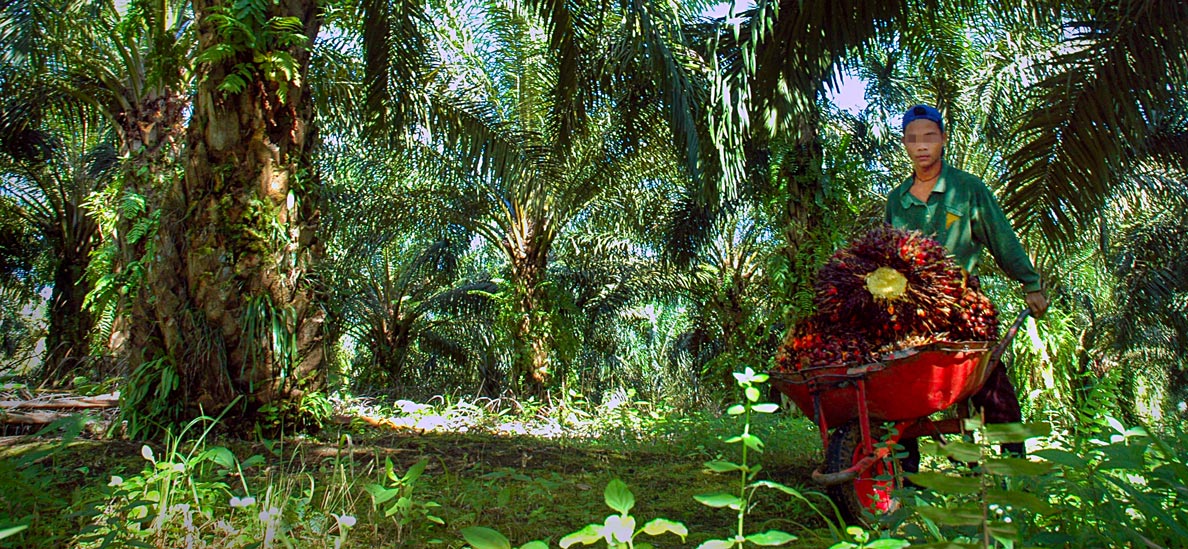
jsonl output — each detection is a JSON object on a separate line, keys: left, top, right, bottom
{"left": 309, "top": 31, "right": 365, "bottom": 135}
{"left": 1001, "top": 0, "right": 1188, "bottom": 245}
{"left": 360, "top": 0, "right": 431, "bottom": 142}
{"left": 1109, "top": 218, "right": 1188, "bottom": 358}
{"left": 0, "top": 0, "right": 62, "bottom": 65}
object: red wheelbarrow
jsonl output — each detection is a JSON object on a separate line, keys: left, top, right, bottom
{"left": 770, "top": 310, "right": 1031, "bottom": 524}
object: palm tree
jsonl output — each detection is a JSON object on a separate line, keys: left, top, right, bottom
{"left": 382, "top": 2, "right": 695, "bottom": 397}
{"left": 317, "top": 142, "right": 500, "bottom": 394}
{"left": 0, "top": 90, "right": 114, "bottom": 382}
{"left": 655, "top": 198, "right": 782, "bottom": 397}
{"left": 116, "top": 0, "right": 328, "bottom": 425}
{"left": 2, "top": 0, "right": 196, "bottom": 386}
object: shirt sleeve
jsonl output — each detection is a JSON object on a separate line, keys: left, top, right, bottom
{"left": 971, "top": 183, "right": 1043, "bottom": 293}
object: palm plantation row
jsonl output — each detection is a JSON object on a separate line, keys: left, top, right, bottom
{"left": 1, "top": 0, "right": 1186, "bottom": 433}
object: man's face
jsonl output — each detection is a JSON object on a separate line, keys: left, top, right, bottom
{"left": 902, "top": 119, "right": 946, "bottom": 174}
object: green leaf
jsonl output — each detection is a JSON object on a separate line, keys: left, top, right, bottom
{"left": 745, "top": 386, "right": 761, "bottom": 402}
{"left": 694, "top": 493, "right": 743, "bottom": 509}
{"left": 934, "top": 440, "right": 982, "bottom": 463}
{"left": 752, "top": 403, "right": 779, "bottom": 414}
{"left": 866, "top": 540, "right": 911, "bottom": 549}
{"left": 1032, "top": 448, "right": 1087, "bottom": 468}
{"left": 915, "top": 503, "right": 985, "bottom": 526}
{"left": 604, "top": 479, "right": 635, "bottom": 514}
{"left": 641, "top": 518, "right": 688, "bottom": 539}
{"left": 200, "top": 447, "right": 237, "bottom": 469}
{"left": 1154, "top": 463, "right": 1188, "bottom": 486}
{"left": 696, "top": 540, "right": 734, "bottom": 549}
{"left": 460, "top": 527, "right": 512, "bottom": 549}
{"left": 0, "top": 525, "right": 28, "bottom": 540}
{"left": 385, "top": 496, "right": 413, "bottom": 517}
{"left": 905, "top": 472, "right": 981, "bottom": 494}
{"left": 727, "top": 404, "right": 746, "bottom": 415}
{"left": 745, "top": 529, "right": 797, "bottom": 545}
{"left": 218, "top": 73, "right": 249, "bottom": 94}
{"left": 983, "top": 422, "right": 1051, "bottom": 444}
{"left": 908, "top": 543, "right": 979, "bottom": 549}
{"left": 986, "top": 520, "right": 1020, "bottom": 543}
{"left": 194, "top": 43, "right": 239, "bottom": 66}
{"left": 1099, "top": 442, "right": 1146, "bottom": 470}
{"left": 750, "top": 480, "right": 801, "bottom": 496}
{"left": 364, "top": 484, "right": 400, "bottom": 505}
{"left": 559, "top": 525, "right": 603, "bottom": 547}
{"left": 403, "top": 458, "right": 429, "bottom": 484}
{"left": 705, "top": 461, "right": 743, "bottom": 473}
{"left": 980, "top": 457, "right": 1053, "bottom": 477}
{"left": 520, "top": 542, "right": 549, "bottom": 549}
{"left": 241, "top": 454, "right": 266, "bottom": 469}
{"left": 740, "top": 433, "right": 765, "bottom": 452}
{"left": 986, "top": 488, "right": 1055, "bottom": 515}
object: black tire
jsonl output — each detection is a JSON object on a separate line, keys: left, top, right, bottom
{"left": 824, "top": 420, "right": 902, "bottom": 526}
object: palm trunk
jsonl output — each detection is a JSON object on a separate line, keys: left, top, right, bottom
{"left": 777, "top": 131, "right": 825, "bottom": 323}
{"left": 111, "top": 89, "right": 191, "bottom": 359}
{"left": 124, "top": 0, "right": 324, "bottom": 427}
{"left": 42, "top": 208, "right": 98, "bottom": 384}
{"left": 505, "top": 219, "right": 552, "bottom": 397}
{"left": 372, "top": 316, "right": 413, "bottom": 387}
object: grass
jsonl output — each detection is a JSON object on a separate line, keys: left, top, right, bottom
{"left": 0, "top": 395, "right": 841, "bottom": 548}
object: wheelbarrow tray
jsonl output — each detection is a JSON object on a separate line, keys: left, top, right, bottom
{"left": 771, "top": 341, "right": 995, "bottom": 427}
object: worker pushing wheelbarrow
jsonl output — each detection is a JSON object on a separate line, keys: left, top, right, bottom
{"left": 768, "top": 104, "right": 1050, "bottom": 524}
{"left": 769, "top": 224, "right": 1046, "bottom": 523}
{"left": 771, "top": 309, "right": 1031, "bottom": 524}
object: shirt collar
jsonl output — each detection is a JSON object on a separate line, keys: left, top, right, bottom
{"left": 898, "top": 161, "right": 950, "bottom": 207}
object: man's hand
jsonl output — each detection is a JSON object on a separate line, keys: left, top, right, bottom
{"left": 1025, "top": 290, "right": 1049, "bottom": 319}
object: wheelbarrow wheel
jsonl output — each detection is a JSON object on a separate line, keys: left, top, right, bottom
{"left": 825, "top": 420, "right": 902, "bottom": 525}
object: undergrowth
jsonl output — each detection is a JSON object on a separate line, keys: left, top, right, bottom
{"left": 0, "top": 374, "right": 1185, "bottom": 548}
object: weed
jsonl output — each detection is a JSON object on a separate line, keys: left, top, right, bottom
{"left": 364, "top": 457, "right": 444, "bottom": 543}
{"left": 827, "top": 526, "right": 908, "bottom": 549}
{"left": 559, "top": 479, "right": 688, "bottom": 548}
{"left": 693, "top": 367, "right": 820, "bottom": 548}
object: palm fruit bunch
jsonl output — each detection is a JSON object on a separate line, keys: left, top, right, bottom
{"left": 776, "top": 320, "right": 872, "bottom": 370}
{"left": 949, "top": 282, "right": 999, "bottom": 341}
{"left": 775, "top": 225, "right": 999, "bottom": 371}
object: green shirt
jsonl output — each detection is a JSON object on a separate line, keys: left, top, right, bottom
{"left": 884, "top": 162, "right": 1042, "bottom": 293}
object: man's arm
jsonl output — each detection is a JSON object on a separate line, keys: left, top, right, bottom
{"left": 971, "top": 183, "right": 1049, "bottom": 317}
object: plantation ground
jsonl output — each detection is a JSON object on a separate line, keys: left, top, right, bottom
{"left": 0, "top": 403, "right": 846, "bottom": 548}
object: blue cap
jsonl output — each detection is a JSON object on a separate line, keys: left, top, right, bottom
{"left": 902, "top": 104, "right": 943, "bottom": 132}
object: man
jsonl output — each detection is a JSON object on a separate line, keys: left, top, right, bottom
{"left": 886, "top": 104, "right": 1049, "bottom": 467}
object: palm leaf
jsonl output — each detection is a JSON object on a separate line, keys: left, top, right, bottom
{"left": 359, "top": 0, "right": 431, "bottom": 142}
{"left": 1001, "top": 0, "right": 1188, "bottom": 245}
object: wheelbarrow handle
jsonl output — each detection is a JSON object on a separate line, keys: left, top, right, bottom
{"left": 986, "top": 309, "right": 1031, "bottom": 372}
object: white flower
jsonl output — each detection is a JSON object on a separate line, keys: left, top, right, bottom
{"left": 141, "top": 445, "right": 155, "bottom": 462}
{"left": 258, "top": 507, "right": 281, "bottom": 523}
{"left": 230, "top": 496, "right": 256, "bottom": 508}
{"left": 332, "top": 513, "right": 356, "bottom": 528}
{"left": 108, "top": 476, "right": 124, "bottom": 487}
{"left": 171, "top": 462, "right": 186, "bottom": 473}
